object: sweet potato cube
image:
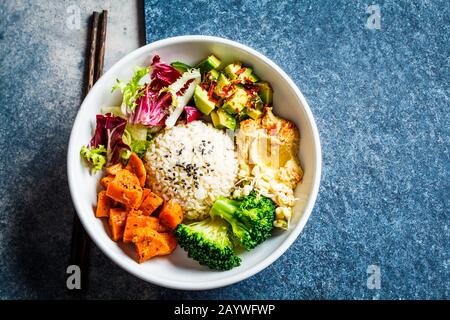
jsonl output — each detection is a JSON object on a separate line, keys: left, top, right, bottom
{"left": 139, "top": 189, "right": 163, "bottom": 215}
{"left": 160, "top": 232, "right": 177, "bottom": 252}
{"left": 123, "top": 214, "right": 168, "bottom": 243}
{"left": 132, "top": 226, "right": 159, "bottom": 244}
{"left": 125, "top": 153, "right": 146, "bottom": 187}
{"left": 106, "top": 169, "right": 143, "bottom": 209}
{"left": 146, "top": 217, "right": 169, "bottom": 233}
{"left": 134, "top": 231, "right": 173, "bottom": 263}
{"left": 95, "top": 190, "right": 111, "bottom": 218}
{"left": 106, "top": 163, "right": 123, "bottom": 175}
{"left": 108, "top": 208, "right": 127, "bottom": 241}
{"left": 100, "top": 175, "right": 115, "bottom": 188}
{"left": 159, "top": 199, "right": 183, "bottom": 230}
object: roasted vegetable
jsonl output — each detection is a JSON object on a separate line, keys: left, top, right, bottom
{"left": 100, "top": 175, "right": 115, "bottom": 188}
{"left": 95, "top": 190, "right": 111, "bottom": 218}
{"left": 159, "top": 199, "right": 183, "bottom": 230}
{"left": 109, "top": 208, "right": 127, "bottom": 241}
{"left": 123, "top": 213, "right": 168, "bottom": 243}
{"left": 125, "top": 153, "right": 146, "bottom": 187}
{"left": 135, "top": 230, "right": 177, "bottom": 263}
{"left": 138, "top": 189, "right": 163, "bottom": 215}
{"left": 160, "top": 232, "right": 177, "bottom": 252}
{"left": 106, "top": 163, "right": 123, "bottom": 175}
{"left": 106, "top": 169, "right": 143, "bottom": 209}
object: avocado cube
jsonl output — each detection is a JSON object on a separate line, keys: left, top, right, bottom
{"left": 236, "top": 67, "right": 258, "bottom": 83}
{"left": 211, "top": 109, "right": 236, "bottom": 130}
{"left": 223, "top": 63, "right": 242, "bottom": 80}
{"left": 245, "top": 93, "right": 264, "bottom": 120}
{"left": 255, "top": 81, "right": 273, "bottom": 105}
{"left": 246, "top": 108, "right": 263, "bottom": 120}
{"left": 214, "top": 73, "right": 234, "bottom": 98}
{"left": 237, "top": 67, "right": 253, "bottom": 80}
{"left": 171, "top": 61, "right": 192, "bottom": 73}
{"left": 196, "top": 54, "right": 222, "bottom": 73}
{"left": 194, "top": 85, "right": 216, "bottom": 115}
{"left": 248, "top": 72, "right": 260, "bottom": 83}
{"left": 222, "top": 87, "right": 250, "bottom": 115}
{"left": 206, "top": 69, "right": 220, "bottom": 81}
{"left": 210, "top": 110, "right": 224, "bottom": 129}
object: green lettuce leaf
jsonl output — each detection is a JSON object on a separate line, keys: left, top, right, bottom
{"left": 111, "top": 67, "right": 150, "bottom": 112}
{"left": 80, "top": 145, "right": 107, "bottom": 172}
{"left": 130, "top": 140, "right": 151, "bottom": 159}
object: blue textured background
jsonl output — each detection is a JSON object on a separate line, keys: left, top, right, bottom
{"left": 0, "top": 0, "right": 448, "bottom": 299}
{"left": 143, "top": 0, "right": 450, "bottom": 299}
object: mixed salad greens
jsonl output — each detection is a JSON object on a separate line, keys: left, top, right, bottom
{"left": 80, "top": 53, "right": 273, "bottom": 173}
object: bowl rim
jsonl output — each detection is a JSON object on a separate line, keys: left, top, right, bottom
{"left": 67, "top": 35, "right": 322, "bottom": 290}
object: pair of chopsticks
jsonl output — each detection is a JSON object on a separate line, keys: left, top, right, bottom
{"left": 69, "top": 10, "right": 108, "bottom": 292}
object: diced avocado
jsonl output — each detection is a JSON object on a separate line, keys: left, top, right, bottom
{"left": 211, "top": 109, "right": 236, "bottom": 130}
{"left": 206, "top": 69, "right": 220, "bottom": 81}
{"left": 246, "top": 108, "right": 263, "bottom": 120}
{"left": 196, "top": 54, "right": 222, "bottom": 73}
{"left": 248, "top": 72, "right": 260, "bottom": 83}
{"left": 223, "top": 63, "right": 242, "bottom": 80}
{"left": 238, "top": 112, "right": 250, "bottom": 122}
{"left": 224, "top": 64, "right": 259, "bottom": 83}
{"left": 210, "top": 110, "right": 223, "bottom": 129}
{"left": 194, "top": 85, "right": 216, "bottom": 115}
{"left": 214, "top": 73, "right": 234, "bottom": 98}
{"left": 222, "top": 87, "right": 250, "bottom": 115}
{"left": 255, "top": 81, "right": 273, "bottom": 105}
{"left": 171, "top": 61, "right": 192, "bottom": 73}
{"left": 237, "top": 67, "right": 253, "bottom": 80}
{"left": 236, "top": 67, "right": 258, "bottom": 83}
{"left": 250, "top": 94, "right": 264, "bottom": 110}
{"left": 245, "top": 94, "right": 264, "bottom": 120}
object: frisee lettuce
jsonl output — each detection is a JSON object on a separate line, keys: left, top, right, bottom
{"left": 123, "top": 126, "right": 152, "bottom": 159}
{"left": 112, "top": 66, "right": 150, "bottom": 112}
{"left": 130, "top": 140, "right": 151, "bottom": 159}
{"left": 80, "top": 145, "right": 107, "bottom": 172}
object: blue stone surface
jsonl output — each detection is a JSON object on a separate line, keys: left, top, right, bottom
{"left": 143, "top": 0, "right": 450, "bottom": 299}
{"left": 0, "top": 0, "right": 448, "bottom": 299}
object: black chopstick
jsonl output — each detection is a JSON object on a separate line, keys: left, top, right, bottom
{"left": 86, "top": 12, "right": 99, "bottom": 93}
{"left": 95, "top": 10, "right": 108, "bottom": 82}
{"left": 69, "top": 10, "right": 108, "bottom": 293}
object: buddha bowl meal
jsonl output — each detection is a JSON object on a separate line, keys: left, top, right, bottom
{"left": 79, "top": 54, "right": 303, "bottom": 270}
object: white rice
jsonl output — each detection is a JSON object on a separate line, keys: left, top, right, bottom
{"left": 144, "top": 121, "right": 237, "bottom": 220}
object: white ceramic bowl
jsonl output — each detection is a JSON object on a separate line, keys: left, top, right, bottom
{"left": 67, "top": 35, "right": 321, "bottom": 290}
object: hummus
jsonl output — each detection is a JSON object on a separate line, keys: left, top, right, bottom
{"left": 235, "top": 108, "right": 303, "bottom": 211}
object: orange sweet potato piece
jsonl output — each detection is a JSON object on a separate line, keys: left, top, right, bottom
{"left": 159, "top": 199, "right": 183, "bottom": 230}
{"left": 106, "top": 163, "right": 123, "bottom": 175}
{"left": 126, "top": 153, "right": 146, "bottom": 187}
{"left": 95, "top": 191, "right": 111, "bottom": 218}
{"left": 123, "top": 214, "right": 168, "bottom": 243}
{"left": 106, "top": 169, "right": 143, "bottom": 209}
{"left": 138, "top": 189, "right": 150, "bottom": 207}
{"left": 160, "top": 232, "right": 177, "bottom": 252}
{"left": 108, "top": 208, "right": 127, "bottom": 241}
{"left": 132, "top": 226, "right": 158, "bottom": 244}
{"left": 100, "top": 175, "right": 115, "bottom": 188}
{"left": 146, "top": 217, "right": 169, "bottom": 233}
{"left": 138, "top": 189, "right": 163, "bottom": 215}
{"left": 134, "top": 231, "right": 174, "bottom": 263}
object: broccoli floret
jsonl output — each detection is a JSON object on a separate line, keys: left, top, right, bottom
{"left": 175, "top": 218, "right": 241, "bottom": 271}
{"left": 209, "top": 191, "right": 276, "bottom": 250}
